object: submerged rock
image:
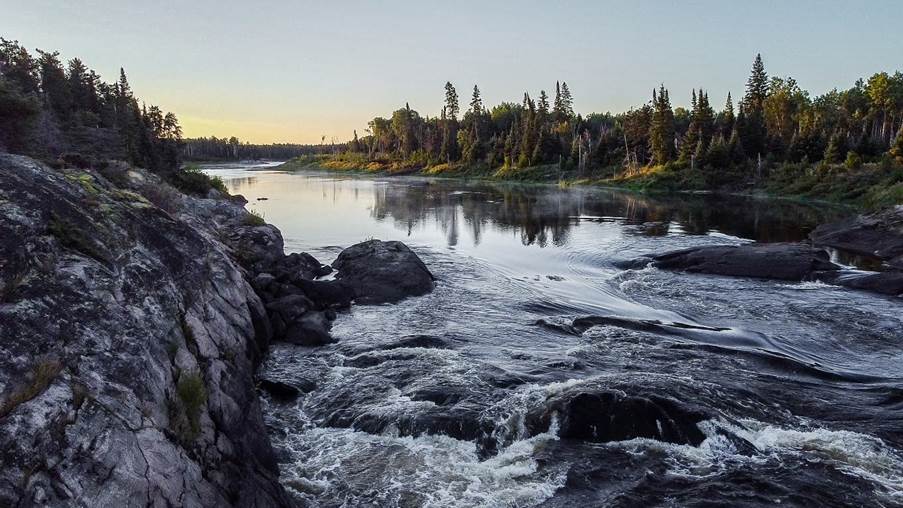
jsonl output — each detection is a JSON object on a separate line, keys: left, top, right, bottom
{"left": 525, "top": 384, "right": 712, "bottom": 446}
{"left": 811, "top": 205, "right": 903, "bottom": 270}
{"left": 331, "top": 240, "right": 435, "bottom": 304}
{"left": 646, "top": 243, "right": 839, "bottom": 281}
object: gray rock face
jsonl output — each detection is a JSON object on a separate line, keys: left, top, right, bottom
{"left": 331, "top": 240, "right": 435, "bottom": 304}
{"left": 647, "top": 243, "right": 839, "bottom": 281}
{"left": 810, "top": 205, "right": 903, "bottom": 269}
{"left": 0, "top": 155, "right": 295, "bottom": 506}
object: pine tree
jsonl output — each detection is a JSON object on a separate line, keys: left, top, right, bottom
{"left": 444, "top": 82, "right": 459, "bottom": 120}
{"left": 744, "top": 53, "right": 768, "bottom": 114}
{"left": 721, "top": 92, "right": 735, "bottom": 138}
{"left": 553, "top": 81, "right": 563, "bottom": 121}
{"left": 560, "top": 82, "right": 574, "bottom": 117}
{"left": 469, "top": 85, "right": 483, "bottom": 115}
{"left": 649, "top": 85, "right": 675, "bottom": 164}
{"left": 538, "top": 90, "right": 549, "bottom": 115}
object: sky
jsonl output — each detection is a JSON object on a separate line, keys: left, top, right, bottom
{"left": 3, "top": 0, "right": 902, "bottom": 144}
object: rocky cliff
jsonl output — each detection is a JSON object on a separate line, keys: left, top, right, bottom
{"left": 0, "top": 154, "right": 294, "bottom": 506}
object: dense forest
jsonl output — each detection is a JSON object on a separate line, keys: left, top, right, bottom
{"left": 181, "top": 137, "right": 322, "bottom": 161}
{"left": 0, "top": 38, "right": 182, "bottom": 173}
{"left": 321, "top": 54, "right": 903, "bottom": 206}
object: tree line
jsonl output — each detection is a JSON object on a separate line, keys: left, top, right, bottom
{"left": 181, "top": 136, "right": 324, "bottom": 161}
{"left": 0, "top": 38, "right": 181, "bottom": 172}
{"left": 343, "top": 54, "right": 903, "bottom": 181}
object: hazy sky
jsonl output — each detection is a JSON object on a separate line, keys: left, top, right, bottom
{"left": 4, "top": 0, "right": 902, "bottom": 143}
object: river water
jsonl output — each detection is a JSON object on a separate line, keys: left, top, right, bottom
{"left": 205, "top": 162, "right": 903, "bottom": 507}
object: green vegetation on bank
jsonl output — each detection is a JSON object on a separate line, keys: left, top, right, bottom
{"left": 289, "top": 54, "right": 903, "bottom": 209}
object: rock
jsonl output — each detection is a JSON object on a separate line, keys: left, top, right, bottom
{"left": 251, "top": 272, "right": 276, "bottom": 291}
{"left": 265, "top": 294, "right": 315, "bottom": 322}
{"left": 331, "top": 240, "right": 435, "bottom": 304}
{"left": 818, "top": 270, "right": 903, "bottom": 297}
{"left": 0, "top": 154, "right": 293, "bottom": 506}
{"left": 229, "top": 223, "right": 285, "bottom": 269}
{"left": 294, "top": 278, "right": 354, "bottom": 309}
{"left": 811, "top": 206, "right": 903, "bottom": 269}
{"left": 258, "top": 377, "right": 316, "bottom": 402}
{"left": 283, "top": 311, "right": 334, "bottom": 346}
{"left": 525, "top": 389, "right": 709, "bottom": 446}
{"left": 648, "top": 242, "right": 839, "bottom": 281}
{"left": 378, "top": 335, "right": 450, "bottom": 351}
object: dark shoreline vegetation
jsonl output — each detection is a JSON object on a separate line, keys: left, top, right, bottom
{"left": 279, "top": 54, "right": 903, "bottom": 210}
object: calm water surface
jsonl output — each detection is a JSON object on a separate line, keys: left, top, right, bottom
{"left": 207, "top": 162, "right": 903, "bottom": 507}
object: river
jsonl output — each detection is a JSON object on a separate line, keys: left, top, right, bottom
{"left": 204, "top": 162, "right": 903, "bottom": 507}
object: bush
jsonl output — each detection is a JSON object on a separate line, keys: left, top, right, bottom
{"left": 139, "top": 182, "right": 182, "bottom": 214}
{"left": 242, "top": 208, "right": 266, "bottom": 226}
{"left": 844, "top": 151, "right": 862, "bottom": 170}
{"left": 176, "top": 371, "right": 207, "bottom": 437}
{"left": 167, "top": 165, "right": 228, "bottom": 195}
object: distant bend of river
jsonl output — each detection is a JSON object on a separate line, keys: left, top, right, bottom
{"left": 205, "top": 162, "right": 903, "bottom": 507}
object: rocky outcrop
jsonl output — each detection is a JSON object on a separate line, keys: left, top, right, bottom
{"left": 627, "top": 240, "right": 902, "bottom": 297}
{"left": 332, "top": 240, "right": 435, "bottom": 304}
{"left": 0, "top": 154, "right": 295, "bottom": 506}
{"left": 639, "top": 242, "right": 839, "bottom": 281}
{"left": 810, "top": 205, "right": 903, "bottom": 270}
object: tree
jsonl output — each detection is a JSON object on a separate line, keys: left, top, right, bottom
{"left": 741, "top": 54, "right": 769, "bottom": 158}
{"left": 649, "top": 85, "right": 675, "bottom": 164}
{"left": 720, "top": 92, "right": 735, "bottom": 138}
{"left": 469, "top": 85, "right": 483, "bottom": 115}
{"left": 560, "top": 82, "right": 574, "bottom": 118}
{"left": 889, "top": 125, "right": 903, "bottom": 161}
{"left": 823, "top": 132, "right": 843, "bottom": 163}
{"left": 444, "top": 82, "right": 459, "bottom": 120}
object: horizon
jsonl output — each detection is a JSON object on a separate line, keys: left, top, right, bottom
{"left": 4, "top": 0, "right": 903, "bottom": 144}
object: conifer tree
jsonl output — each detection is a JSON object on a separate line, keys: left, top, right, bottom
{"left": 823, "top": 132, "right": 843, "bottom": 163}
{"left": 649, "top": 85, "right": 675, "bottom": 164}
{"left": 890, "top": 125, "right": 903, "bottom": 161}
{"left": 469, "top": 85, "right": 483, "bottom": 115}
{"left": 444, "top": 82, "right": 459, "bottom": 120}
{"left": 560, "top": 82, "right": 574, "bottom": 117}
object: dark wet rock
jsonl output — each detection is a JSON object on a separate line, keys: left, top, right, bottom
{"left": 257, "top": 368, "right": 317, "bottom": 401}
{"left": 252, "top": 272, "right": 277, "bottom": 292}
{"left": 265, "top": 294, "right": 315, "bottom": 322}
{"left": 270, "top": 251, "right": 323, "bottom": 282}
{"left": 331, "top": 239, "right": 435, "bottom": 304}
{"left": 378, "top": 334, "right": 450, "bottom": 351}
{"left": 283, "top": 311, "right": 335, "bottom": 346}
{"left": 818, "top": 270, "right": 903, "bottom": 297}
{"left": 526, "top": 388, "right": 709, "bottom": 446}
{"left": 647, "top": 242, "right": 839, "bottom": 281}
{"left": 229, "top": 223, "right": 286, "bottom": 269}
{"left": 811, "top": 206, "right": 903, "bottom": 269}
{"left": 294, "top": 278, "right": 354, "bottom": 309}
{"left": 0, "top": 154, "right": 293, "bottom": 506}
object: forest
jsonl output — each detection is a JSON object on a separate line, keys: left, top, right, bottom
{"left": 181, "top": 137, "right": 323, "bottom": 161}
{"left": 0, "top": 38, "right": 181, "bottom": 173}
{"left": 316, "top": 55, "right": 903, "bottom": 207}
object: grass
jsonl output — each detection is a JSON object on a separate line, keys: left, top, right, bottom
{"left": 284, "top": 152, "right": 903, "bottom": 210}
{"left": 242, "top": 208, "right": 266, "bottom": 226}
{"left": 0, "top": 359, "right": 64, "bottom": 419}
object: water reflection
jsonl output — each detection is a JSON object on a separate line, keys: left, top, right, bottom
{"left": 368, "top": 179, "right": 849, "bottom": 248}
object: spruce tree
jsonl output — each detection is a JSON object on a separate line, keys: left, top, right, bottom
{"left": 649, "top": 85, "right": 675, "bottom": 165}
{"left": 721, "top": 92, "right": 735, "bottom": 138}
{"left": 560, "top": 82, "right": 574, "bottom": 117}
{"left": 469, "top": 85, "right": 483, "bottom": 115}
{"left": 744, "top": 54, "right": 768, "bottom": 113}
{"left": 823, "top": 132, "right": 843, "bottom": 163}
{"left": 444, "top": 82, "right": 459, "bottom": 120}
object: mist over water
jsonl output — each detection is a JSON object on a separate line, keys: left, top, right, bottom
{"left": 207, "top": 163, "right": 903, "bottom": 507}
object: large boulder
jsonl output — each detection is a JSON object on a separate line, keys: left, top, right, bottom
{"left": 525, "top": 389, "right": 710, "bottom": 446}
{"left": 810, "top": 206, "right": 903, "bottom": 270}
{"left": 645, "top": 242, "right": 839, "bottom": 281}
{"left": 331, "top": 240, "right": 435, "bottom": 304}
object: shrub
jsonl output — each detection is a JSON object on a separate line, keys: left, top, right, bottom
{"left": 176, "top": 371, "right": 207, "bottom": 437}
{"left": 167, "top": 165, "right": 228, "bottom": 195}
{"left": 844, "top": 151, "right": 862, "bottom": 170}
{"left": 139, "top": 182, "right": 181, "bottom": 213}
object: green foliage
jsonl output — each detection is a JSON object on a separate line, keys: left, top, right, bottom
{"left": 0, "top": 39, "right": 182, "bottom": 171}
{"left": 844, "top": 151, "right": 862, "bottom": 170}
{"left": 167, "top": 165, "right": 227, "bottom": 195}
{"left": 242, "top": 208, "right": 266, "bottom": 226}
{"left": 176, "top": 371, "right": 207, "bottom": 437}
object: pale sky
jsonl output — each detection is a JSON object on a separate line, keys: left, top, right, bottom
{"left": 3, "top": 0, "right": 902, "bottom": 144}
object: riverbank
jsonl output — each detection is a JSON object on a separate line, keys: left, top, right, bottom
{"left": 279, "top": 154, "right": 903, "bottom": 211}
